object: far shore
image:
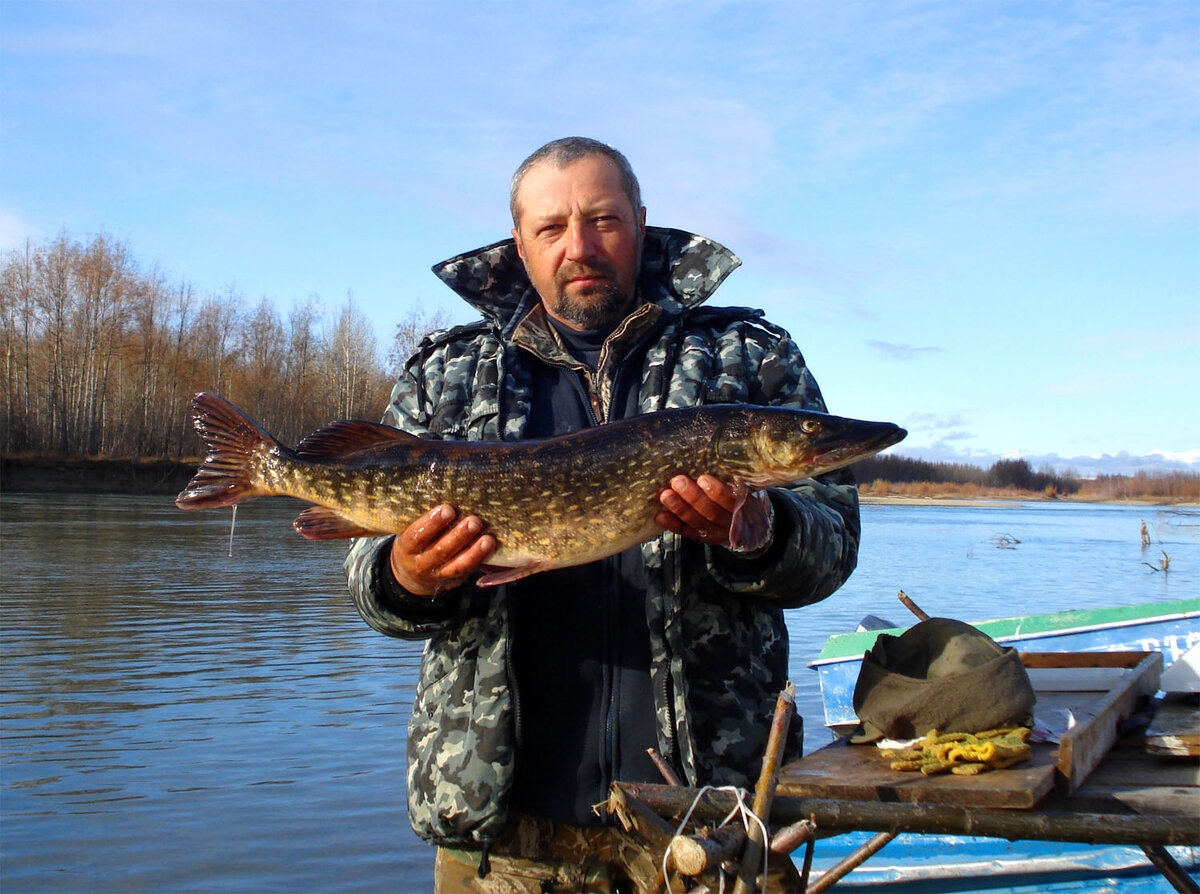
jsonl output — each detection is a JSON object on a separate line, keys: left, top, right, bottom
{"left": 861, "top": 494, "right": 1198, "bottom": 508}
{"left": 1, "top": 455, "right": 196, "bottom": 496}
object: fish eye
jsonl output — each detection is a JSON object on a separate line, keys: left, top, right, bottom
{"left": 801, "top": 419, "right": 819, "bottom": 434}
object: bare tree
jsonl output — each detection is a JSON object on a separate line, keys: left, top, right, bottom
{"left": 0, "top": 231, "right": 402, "bottom": 459}
{"left": 318, "top": 293, "right": 389, "bottom": 420}
{"left": 0, "top": 240, "right": 38, "bottom": 452}
{"left": 387, "top": 305, "right": 452, "bottom": 377}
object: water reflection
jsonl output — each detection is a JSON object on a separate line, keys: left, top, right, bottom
{"left": 2, "top": 494, "right": 425, "bottom": 893}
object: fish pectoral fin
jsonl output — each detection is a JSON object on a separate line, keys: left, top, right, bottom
{"left": 728, "top": 486, "right": 773, "bottom": 553}
{"left": 294, "top": 420, "right": 419, "bottom": 459}
{"left": 476, "top": 562, "right": 551, "bottom": 588}
{"left": 293, "top": 507, "right": 389, "bottom": 540}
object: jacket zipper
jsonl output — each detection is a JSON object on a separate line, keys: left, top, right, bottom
{"left": 506, "top": 587, "right": 524, "bottom": 753}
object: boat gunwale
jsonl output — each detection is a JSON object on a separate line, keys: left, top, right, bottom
{"left": 807, "top": 601, "right": 1200, "bottom": 668}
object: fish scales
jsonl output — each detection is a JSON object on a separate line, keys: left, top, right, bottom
{"left": 176, "top": 393, "right": 905, "bottom": 585}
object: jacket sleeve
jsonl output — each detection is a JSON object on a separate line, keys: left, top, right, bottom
{"left": 704, "top": 327, "right": 862, "bottom": 608}
{"left": 343, "top": 357, "right": 476, "bottom": 640}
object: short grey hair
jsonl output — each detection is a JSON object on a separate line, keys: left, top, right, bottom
{"left": 509, "top": 137, "right": 643, "bottom": 227}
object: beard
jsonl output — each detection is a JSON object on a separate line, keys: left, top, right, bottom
{"left": 548, "top": 261, "right": 635, "bottom": 330}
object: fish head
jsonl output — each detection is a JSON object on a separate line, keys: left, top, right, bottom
{"left": 735, "top": 408, "right": 907, "bottom": 486}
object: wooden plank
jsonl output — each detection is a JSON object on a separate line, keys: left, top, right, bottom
{"left": 1145, "top": 693, "right": 1200, "bottom": 757}
{"left": 1020, "top": 650, "right": 1159, "bottom": 669}
{"left": 1056, "top": 652, "right": 1163, "bottom": 794}
{"left": 1085, "top": 757, "right": 1200, "bottom": 789}
{"left": 1065, "top": 784, "right": 1200, "bottom": 817}
{"left": 1025, "top": 666, "right": 1132, "bottom": 691}
{"left": 781, "top": 652, "right": 1164, "bottom": 809}
{"left": 776, "top": 737, "right": 1059, "bottom": 809}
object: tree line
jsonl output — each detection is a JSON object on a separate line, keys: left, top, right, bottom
{"left": 1, "top": 231, "right": 446, "bottom": 459}
{"left": 852, "top": 455, "right": 1200, "bottom": 502}
{"left": 4, "top": 231, "right": 1196, "bottom": 502}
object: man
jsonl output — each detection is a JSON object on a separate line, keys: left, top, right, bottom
{"left": 345, "top": 137, "right": 860, "bottom": 892}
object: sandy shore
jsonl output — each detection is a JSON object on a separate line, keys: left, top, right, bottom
{"left": 863, "top": 494, "right": 1198, "bottom": 508}
{"left": 861, "top": 495, "right": 1023, "bottom": 507}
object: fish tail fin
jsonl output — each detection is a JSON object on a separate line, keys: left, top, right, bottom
{"left": 175, "top": 393, "right": 280, "bottom": 510}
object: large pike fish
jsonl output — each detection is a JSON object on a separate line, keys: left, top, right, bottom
{"left": 176, "top": 392, "right": 905, "bottom": 585}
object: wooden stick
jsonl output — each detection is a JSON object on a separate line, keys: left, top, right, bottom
{"left": 798, "top": 837, "right": 815, "bottom": 893}
{"left": 807, "top": 832, "right": 896, "bottom": 894}
{"left": 769, "top": 819, "right": 816, "bottom": 855}
{"left": 646, "top": 747, "right": 682, "bottom": 787}
{"left": 668, "top": 824, "right": 746, "bottom": 876}
{"left": 607, "top": 785, "right": 678, "bottom": 894}
{"left": 732, "top": 683, "right": 795, "bottom": 894}
{"left": 612, "top": 783, "right": 1200, "bottom": 847}
{"left": 897, "top": 590, "right": 930, "bottom": 621}
{"left": 1141, "top": 845, "right": 1200, "bottom": 894}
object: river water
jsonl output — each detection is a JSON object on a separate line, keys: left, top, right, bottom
{"left": 2, "top": 494, "right": 1197, "bottom": 892}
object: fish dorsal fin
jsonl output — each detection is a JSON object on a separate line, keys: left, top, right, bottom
{"left": 295, "top": 421, "right": 419, "bottom": 458}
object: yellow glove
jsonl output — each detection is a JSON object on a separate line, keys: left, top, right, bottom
{"left": 881, "top": 727, "right": 1031, "bottom": 775}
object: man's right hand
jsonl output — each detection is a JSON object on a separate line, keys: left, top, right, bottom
{"left": 389, "top": 504, "right": 497, "bottom": 597}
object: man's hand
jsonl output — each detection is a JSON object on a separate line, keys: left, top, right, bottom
{"left": 656, "top": 474, "right": 738, "bottom": 546}
{"left": 656, "top": 475, "right": 774, "bottom": 553}
{"left": 389, "top": 504, "right": 496, "bottom": 597}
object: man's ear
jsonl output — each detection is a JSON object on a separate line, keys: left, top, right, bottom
{"left": 511, "top": 228, "right": 525, "bottom": 262}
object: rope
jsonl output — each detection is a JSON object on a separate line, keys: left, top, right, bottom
{"left": 661, "top": 785, "right": 770, "bottom": 894}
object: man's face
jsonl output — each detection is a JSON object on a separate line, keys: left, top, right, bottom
{"left": 511, "top": 155, "right": 646, "bottom": 331}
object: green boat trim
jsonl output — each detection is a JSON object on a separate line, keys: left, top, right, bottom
{"left": 811, "top": 596, "right": 1200, "bottom": 665}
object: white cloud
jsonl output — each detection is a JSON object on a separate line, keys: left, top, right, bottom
{"left": 0, "top": 210, "right": 43, "bottom": 251}
{"left": 867, "top": 340, "right": 942, "bottom": 361}
{"left": 895, "top": 443, "right": 1200, "bottom": 477}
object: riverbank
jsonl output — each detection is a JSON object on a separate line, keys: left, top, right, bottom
{"left": 1, "top": 456, "right": 195, "bottom": 495}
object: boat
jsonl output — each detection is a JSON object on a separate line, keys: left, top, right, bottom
{"left": 800, "top": 596, "right": 1200, "bottom": 892}
{"left": 809, "top": 596, "right": 1200, "bottom": 734}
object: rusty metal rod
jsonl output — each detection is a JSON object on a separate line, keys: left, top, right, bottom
{"left": 1141, "top": 845, "right": 1200, "bottom": 893}
{"left": 807, "top": 832, "right": 897, "bottom": 894}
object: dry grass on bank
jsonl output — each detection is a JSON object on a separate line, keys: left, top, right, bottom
{"left": 859, "top": 476, "right": 1200, "bottom": 505}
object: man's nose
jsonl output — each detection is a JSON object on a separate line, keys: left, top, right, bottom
{"left": 564, "top": 221, "right": 596, "bottom": 261}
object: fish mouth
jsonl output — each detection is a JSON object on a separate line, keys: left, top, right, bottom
{"left": 809, "top": 421, "right": 907, "bottom": 475}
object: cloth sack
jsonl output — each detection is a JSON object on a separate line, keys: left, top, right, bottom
{"left": 850, "top": 617, "right": 1036, "bottom": 744}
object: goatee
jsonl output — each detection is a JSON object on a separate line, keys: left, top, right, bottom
{"left": 552, "top": 280, "right": 631, "bottom": 330}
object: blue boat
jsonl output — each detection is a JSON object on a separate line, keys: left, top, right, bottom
{"left": 806, "top": 835, "right": 1199, "bottom": 893}
{"left": 802, "top": 596, "right": 1200, "bottom": 891}
{"left": 809, "top": 597, "right": 1200, "bottom": 733}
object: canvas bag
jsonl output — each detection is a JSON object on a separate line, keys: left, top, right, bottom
{"left": 850, "top": 617, "right": 1036, "bottom": 744}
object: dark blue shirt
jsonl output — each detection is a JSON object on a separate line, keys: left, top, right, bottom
{"left": 507, "top": 316, "right": 663, "bottom": 826}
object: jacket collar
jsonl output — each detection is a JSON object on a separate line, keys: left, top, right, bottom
{"left": 431, "top": 227, "right": 741, "bottom": 338}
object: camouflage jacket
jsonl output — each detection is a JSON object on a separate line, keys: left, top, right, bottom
{"left": 344, "top": 227, "right": 861, "bottom": 848}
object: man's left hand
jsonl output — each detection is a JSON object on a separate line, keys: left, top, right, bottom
{"left": 656, "top": 474, "right": 758, "bottom": 549}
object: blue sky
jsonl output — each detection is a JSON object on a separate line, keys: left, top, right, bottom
{"left": 3, "top": 0, "right": 1197, "bottom": 474}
